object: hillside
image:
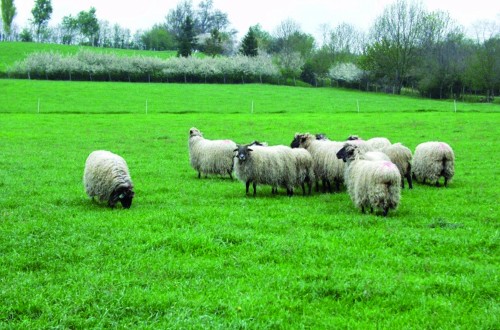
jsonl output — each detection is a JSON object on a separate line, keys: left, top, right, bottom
{"left": 0, "top": 42, "right": 177, "bottom": 75}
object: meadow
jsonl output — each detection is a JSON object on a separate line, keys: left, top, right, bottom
{"left": 0, "top": 79, "right": 499, "bottom": 328}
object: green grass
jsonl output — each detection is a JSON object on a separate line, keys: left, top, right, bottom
{"left": 0, "top": 42, "right": 178, "bottom": 75}
{"left": 0, "top": 80, "right": 499, "bottom": 328}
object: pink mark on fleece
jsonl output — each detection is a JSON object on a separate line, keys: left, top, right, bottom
{"left": 223, "top": 140, "right": 231, "bottom": 143}
{"left": 439, "top": 142, "right": 449, "bottom": 150}
{"left": 382, "top": 161, "right": 396, "bottom": 169}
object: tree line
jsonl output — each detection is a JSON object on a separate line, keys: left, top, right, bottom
{"left": 1, "top": 0, "right": 499, "bottom": 100}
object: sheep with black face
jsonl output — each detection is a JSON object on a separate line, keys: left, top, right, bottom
{"left": 292, "top": 133, "right": 345, "bottom": 192}
{"left": 83, "top": 150, "right": 135, "bottom": 208}
{"left": 233, "top": 143, "right": 296, "bottom": 196}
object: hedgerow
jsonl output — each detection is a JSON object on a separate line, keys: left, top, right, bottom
{"left": 7, "top": 50, "right": 281, "bottom": 84}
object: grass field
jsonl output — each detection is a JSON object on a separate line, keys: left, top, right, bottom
{"left": 1, "top": 79, "right": 499, "bottom": 328}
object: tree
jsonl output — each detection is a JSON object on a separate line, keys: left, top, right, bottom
{"left": 326, "top": 23, "right": 364, "bottom": 63}
{"left": 60, "top": 15, "right": 78, "bottom": 44}
{"left": 197, "top": 0, "right": 229, "bottom": 33}
{"left": 240, "top": 27, "right": 258, "bottom": 56}
{"left": 249, "top": 24, "right": 272, "bottom": 53}
{"left": 142, "top": 24, "right": 176, "bottom": 51}
{"left": 166, "top": 0, "right": 196, "bottom": 40}
{"left": 31, "top": 0, "right": 52, "bottom": 42}
{"left": 204, "top": 28, "right": 224, "bottom": 57}
{"left": 362, "top": 0, "right": 427, "bottom": 94}
{"left": 1, "top": 0, "right": 16, "bottom": 38}
{"left": 177, "top": 15, "right": 196, "bottom": 57}
{"left": 77, "top": 7, "right": 99, "bottom": 46}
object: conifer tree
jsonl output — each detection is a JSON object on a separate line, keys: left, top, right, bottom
{"left": 240, "top": 27, "right": 258, "bottom": 57}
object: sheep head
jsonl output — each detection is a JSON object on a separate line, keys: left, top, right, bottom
{"left": 234, "top": 144, "right": 253, "bottom": 162}
{"left": 347, "top": 135, "right": 361, "bottom": 141}
{"left": 189, "top": 127, "right": 202, "bottom": 138}
{"left": 336, "top": 144, "right": 358, "bottom": 163}
{"left": 110, "top": 185, "right": 135, "bottom": 209}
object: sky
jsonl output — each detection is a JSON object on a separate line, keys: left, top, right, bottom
{"left": 9, "top": 0, "right": 500, "bottom": 41}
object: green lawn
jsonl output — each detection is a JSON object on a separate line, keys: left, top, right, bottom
{"left": 0, "top": 80, "right": 498, "bottom": 328}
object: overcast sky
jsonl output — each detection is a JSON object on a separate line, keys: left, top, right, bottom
{"left": 10, "top": 0, "right": 500, "bottom": 40}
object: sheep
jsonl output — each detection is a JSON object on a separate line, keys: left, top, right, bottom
{"left": 289, "top": 148, "right": 315, "bottom": 195}
{"left": 290, "top": 133, "right": 328, "bottom": 148}
{"left": 233, "top": 143, "right": 296, "bottom": 196}
{"left": 336, "top": 143, "right": 401, "bottom": 216}
{"left": 347, "top": 135, "right": 391, "bottom": 150}
{"left": 381, "top": 143, "right": 413, "bottom": 189}
{"left": 83, "top": 150, "right": 135, "bottom": 208}
{"left": 188, "top": 127, "right": 237, "bottom": 179}
{"left": 293, "top": 133, "right": 345, "bottom": 192}
{"left": 412, "top": 141, "right": 455, "bottom": 187}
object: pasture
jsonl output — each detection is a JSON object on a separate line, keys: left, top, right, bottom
{"left": 0, "top": 79, "right": 498, "bottom": 328}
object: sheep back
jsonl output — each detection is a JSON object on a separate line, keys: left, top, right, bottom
{"left": 382, "top": 143, "right": 413, "bottom": 189}
{"left": 412, "top": 141, "right": 455, "bottom": 186}
{"left": 346, "top": 160, "right": 401, "bottom": 215}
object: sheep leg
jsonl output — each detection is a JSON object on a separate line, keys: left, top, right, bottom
{"left": 444, "top": 177, "right": 448, "bottom": 187}
{"left": 406, "top": 173, "right": 413, "bottom": 189}
{"left": 301, "top": 183, "right": 306, "bottom": 195}
{"left": 227, "top": 170, "right": 233, "bottom": 180}
{"left": 334, "top": 179, "right": 340, "bottom": 192}
{"left": 252, "top": 183, "right": 257, "bottom": 196}
{"left": 370, "top": 207, "right": 374, "bottom": 213}
{"left": 198, "top": 171, "right": 201, "bottom": 179}
{"left": 315, "top": 180, "right": 320, "bottom": 192}
{"left": 361, "top": 206, "right": 365, "bottom": 213}
{"left": 383, "top": 207, "right": 389, "bottom": 217}
{"left": 245, "top": 180, "right": 251, "bottom": 194}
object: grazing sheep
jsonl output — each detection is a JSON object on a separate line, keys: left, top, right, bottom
{"left": 381, "top": 143, "right": 413, "bottom": 189}
{"left": 233, "top": 143, "right": 295, "bottom": 196}
{"left": 293, "top": 133, "right": 345, "bottom": 192}
{"left": 188, "top": 127, "right": 237, "bottom": 179}
{"left": 336, "top": 143, "right": 401, "bottom": 216}
{"left": 83, "top": 150, "right": 135, "bottom": 208}
{"left": 412, "top": 141, "right": 455, "bottom": 187}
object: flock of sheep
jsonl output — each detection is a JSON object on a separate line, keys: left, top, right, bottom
{"left": 188, "top": 127, "right": 455, "bottom": 216}
{"left": 80, "top": 127, "right": 455, "bottom": 216}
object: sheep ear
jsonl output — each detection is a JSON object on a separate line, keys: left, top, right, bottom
{"left": 247, "top": 148, "right": 253, "bottom": 152}
{"left": 233, "top": 148, "right": 239, "bottom": 152}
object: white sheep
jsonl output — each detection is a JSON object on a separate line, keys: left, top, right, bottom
{"left": 336, "top": 143, "right": 401, "bottom": 216}
{"left": 83, "top": 150, "right": 135, "bottom": 208}
{"left": 347, "top": 135, "right": 391, "bottom": 151}
{"left": 293, "top": 133, "right": 345, "bottom": 192}
{"left": 188, "top": 127, "right": 237, "bottom": 179}
{"left": 381, "top": 143, "right": 413, "bottom": 189}
{"left": 233, "top": 144, "right": 296, "bottom": 196}
{"left": 412, "top": 141, "right": 455, "bottom": 187}
{"left": 289, "top": 147, "right": 315, "bottom": 195}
